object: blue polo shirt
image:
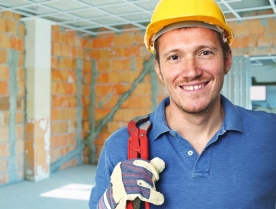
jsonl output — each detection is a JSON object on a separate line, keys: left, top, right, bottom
{"left": 89, "top": 95, "right": 276, "bottom": 209}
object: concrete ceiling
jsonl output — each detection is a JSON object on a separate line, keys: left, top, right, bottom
{"left": 1, "top": 0, "right": 276, "bottom": 66}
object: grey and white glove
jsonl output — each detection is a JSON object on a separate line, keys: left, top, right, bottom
{"left": 97, "top": 157, "right": 165, "bottom": 209}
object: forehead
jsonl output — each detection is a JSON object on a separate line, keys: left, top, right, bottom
{"left": 156, "top": 27, "right": 223, "bottom": 50}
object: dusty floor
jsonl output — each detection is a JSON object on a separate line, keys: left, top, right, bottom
{"left": 0, "top": 164, "right": 97, "bottom": 209}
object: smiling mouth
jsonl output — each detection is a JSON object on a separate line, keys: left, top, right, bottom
{"left": 181, "top": 82, "right": 208, "bottom": 91}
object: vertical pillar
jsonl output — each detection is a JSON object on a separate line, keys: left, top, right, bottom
{"left": 24, "top": 18, "right": 51, "bottom": 181}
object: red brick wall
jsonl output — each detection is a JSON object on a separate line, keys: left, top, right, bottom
{"left": 0, "top": 11, "right": 25, "bottom": 185}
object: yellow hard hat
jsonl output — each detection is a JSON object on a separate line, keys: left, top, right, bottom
{"left": 144, "top": 0, "right": 234, "bottom": 53}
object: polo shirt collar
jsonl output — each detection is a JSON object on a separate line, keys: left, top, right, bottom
{"left": 149, "top": 95, "right": 244, "bottom": 141}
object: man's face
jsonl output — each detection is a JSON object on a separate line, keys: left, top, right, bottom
{"left": 155, "top": 27, "right": 232, "bottom": 114}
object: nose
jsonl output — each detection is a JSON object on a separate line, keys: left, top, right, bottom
{"left": 181, "top": 57, "right": 202, "bottom": 80}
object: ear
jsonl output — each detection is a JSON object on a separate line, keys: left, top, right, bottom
{"left": 224, "top": 49, "right": 232, "bottom": 75}
{"left": 154, "top": 60, "right": 164, "bottom": 82}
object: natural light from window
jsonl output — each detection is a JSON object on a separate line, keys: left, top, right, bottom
{"left": 40, "top": 184, "right": 94, "bottom": 201}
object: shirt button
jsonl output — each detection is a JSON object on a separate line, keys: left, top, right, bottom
{"left": 188, "top": 150, "right": 193, "bottom": 156}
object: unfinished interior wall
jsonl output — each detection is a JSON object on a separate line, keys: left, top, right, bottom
{"left": 0, "top": 11, "right": 25, "bottom": 185}
{"left": 50, "top": 26, "right": 90, "bottom": 171}
{"left": 83, "top": 30, "right": 160, "bottom": 163}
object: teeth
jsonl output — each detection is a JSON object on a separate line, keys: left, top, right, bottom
{"left": 183, "top": 84, "right": 204, "bottom": 91}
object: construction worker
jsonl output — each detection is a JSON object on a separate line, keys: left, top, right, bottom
{"left": 89, "top": 0, "right": 276, "bottom": 208}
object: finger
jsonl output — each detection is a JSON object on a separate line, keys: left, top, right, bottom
{"left": 150, "top": 157, "right": 165, "bottom": 173}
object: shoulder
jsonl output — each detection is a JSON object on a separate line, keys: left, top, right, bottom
{"left": 103, "top": 126, "right": 129, "bottom": 162}
{"left": 237, "top": 106, "right": 276, "bottom": 122}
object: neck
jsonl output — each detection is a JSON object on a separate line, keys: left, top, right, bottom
{"left": 166, "top": 97, "right": 224, "bottom": 154}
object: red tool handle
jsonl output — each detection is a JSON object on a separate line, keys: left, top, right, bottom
{"left": 127, "top": 117, "right": 151, "bottom": 209}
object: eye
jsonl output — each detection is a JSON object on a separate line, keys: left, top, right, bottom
{"left": 169, "top": 55, "right": 179, "bottom": 60}
{"left": 201, "top": 51, "right": 212, "bottom": 56}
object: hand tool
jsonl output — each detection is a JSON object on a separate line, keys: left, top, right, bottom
{"left": 127, "top": 115, "right": 152, "bottom": 209}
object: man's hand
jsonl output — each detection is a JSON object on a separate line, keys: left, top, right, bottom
{"left": 97, "top": 157, "right": 165, "bottom": 209}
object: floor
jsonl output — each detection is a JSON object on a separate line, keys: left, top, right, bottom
{"left": 0, "top": 164, "right": 97, "bottom": 209}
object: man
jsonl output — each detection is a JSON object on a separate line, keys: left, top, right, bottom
{"left": 89, "top": 0, "right": 276, "bottom": 208}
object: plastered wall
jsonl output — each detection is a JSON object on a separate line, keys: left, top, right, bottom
{"left": 0, "top": 11, "right": 276, "bottom": 186}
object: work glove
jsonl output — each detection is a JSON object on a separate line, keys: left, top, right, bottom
{"left": 97, "top": 157, "right": 165, "bottom": 209}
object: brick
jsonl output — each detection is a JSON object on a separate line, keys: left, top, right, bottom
{"left": 0, "top": 33, "right": 11, "bottom": 48}
{"left": 52, "top": 70, "right": 63, "bottom": 81}
{"left": 59, "top": 32, "right": 66, "bottom": 44}
{"left": 16, "top": 139, "right": 24, "bottom": 154}
{"left": 17, "top": 81, "right": 24, "bottom": 97}
{"left": 0, "top": 50, "right": 8, "bottom": 64}
{"left": 119, "top": 71, "right": 130, "bottom": 83}
{"left": 74, "top": 36, "right": 83, "bottom": 47}
{"left": 233, "top": 21, "right": 249, "bottom": 37}
{"left": 249, "top": 19, "right": 265, "bottom": 35}
{"left": 124, "top": 46, "right": 140, "bottom": 57}
{"left": 83, "top": 61, "right": 92, "bottom": 73}
{"left": 0, "top": 65, "right": 9, "bottom": 80}
{"left": 97, "top": 73, "right": 109, "bottom": 83}
{"left": 107, "top": 121, "right": 119, "bottom": 133}
{"left": 0, "top": 142, "right": 9, "bottom": 157}
{"left": 52, "top": 25, "right": 60, "bottom": 31}
{"left": 58, "top": 58, "right": 66, "bottom": 69}
{"left": 0, "top": 81, "right": 9, "bottom": 95}
{"left": 90, "top": 50, "right": 100, "bottom": 60}
{"left": 265, "top": 18, "right": 276, "bottom": 34}
{"left": 51, "top": 121, "right": 68, "bottom": 134}
{"left": 257, "top": 35, "right": 272, "bottom": 47}
{"left": 67, "top": 96, "right": 77, "bottom": 107}
{"left": 113, "top": 33, "right": 133, "bottom": 46}
{"left": 83, "top": 73, "right": 91, "bottom": 84}
{"left": 273, "top": 35, "right": 276, "bottom": 47}
{"left": 6, "top": 19, "right": 17, "bottom": 34}
{"left": 52, "top": 43, "right": 62, "bottom": 56}
{"left": 18, "top": 23, "right": 25, "bottom": 37}
{"left": 66, "top": 33, "right": 74, "bottom": 45}
{"left": 98, "top": 60, "right": 110, "bottom": 72}
{"left": 52, "top": 29, "right": 59, "bottom": 43}
{"left": 64, "top": 58, "right": 73, "bottom": 70}
{"left": 18, "top": 69, "right": 26, "bottom": 83}
{"left": 0, "top": 18, "right": 6, "bottom": 32}
{"left": 231, "top": 37, "right": 249, "bottom": 48}
{"left": 16, "top": 111, "right": 23, "bottom": 124}
{"left": 18, "top": 53, "right": 24, "bottom": 67}
{"left": 11, "top": 37, "right": 23, "bottom": 51}
{"left": 0, "top": 173, "right": 9, "bottom": 185}
{"left": 83, "top": 96, "right": 90, "bottom": 108}
{"left": 16, "top": 125, "right": 24, "bottom": 140}
{"left": 52, "top": 96, "right": 62, "bottom": 107}
{"left": 61, "top": 44, "right": 69, "bottom": 57}
{"left": 0, "top": 126, "right": 9, "bottom": 142}
{"left": 3, "top": 11, "right": 13, "bottom": 18}
{"left": 13, "top": 13, "right": 21, "bottom": 21}
{"left": 51, "top": 56, "right": 58, "bottom": 69}
{"left": 108, "top": 72, "right": 119, "bottom": 83}
{"left": 77, "top": 48, "right": 83, "bottom": 59}
{"left": 83, "top": 85, "right": 90, "bottom": 96}
{"left": 113, "top": 84, "right": 126, "bottom": 95}
{"left": 82, "top": 120, "right": 89, "bottom": 132}
{"left": 0, "top": 159, "right": 8, "bottom": 173}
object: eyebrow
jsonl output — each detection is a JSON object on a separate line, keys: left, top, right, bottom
{"left": 162, "top": 44, "right": 219, "bottom": 57}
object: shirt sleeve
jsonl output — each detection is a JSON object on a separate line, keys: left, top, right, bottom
{"left": 88, "top": 142, "right": 115, "bottom": 208}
